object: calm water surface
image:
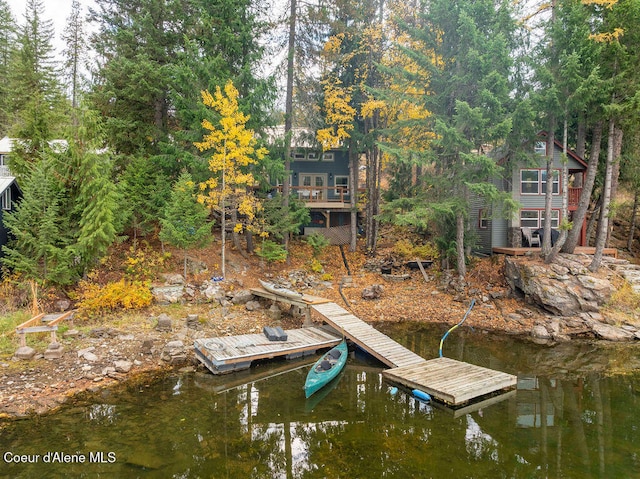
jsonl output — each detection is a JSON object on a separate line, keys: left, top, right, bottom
{"left": 2, "top": 323, "right": 640, "bottom": 478}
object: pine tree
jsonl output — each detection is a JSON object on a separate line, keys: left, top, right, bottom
{"left": 160, "top": 172, "right": 212, "bottom": 279}
{"left": 8, "top": 0, "right": 67, "bottom": 176}
{"left": 1, "top": 158, "right": 74, "bottom": 286}
{"left": 61, "top": 0, "right": 87, "bottom": 115}
{"left": 63, "top": 107, "right": 123, "bottom": 274}
{"left": 0, "top": 0, "right": 15, "bottom": 135}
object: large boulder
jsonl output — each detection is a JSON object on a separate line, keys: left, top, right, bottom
{"left": 152, "top": 285, "right": 184, "bottom": 304}
{"left": 505, "top": 255, "right": 615, "bottom": 316}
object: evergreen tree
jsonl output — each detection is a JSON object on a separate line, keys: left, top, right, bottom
{"left": 62, "top": 107, "right": 123, "bottom": 274}
{"left": 160, "top": 171, "right": 211, "bottom": 279}
{"left": 0, "top": 0, "right": 15, "bottom": 135}
{"left": 1, "top": 158, "right": 75, "bottom": 286}
{"left": 120, "top": 154, "right": 171, "bottom": 239}
{"left": 8, "top": 0, "right": 67, "bottom": 176}
{"left": 385, "top": 0, "right": 518, "bottom": 278}
{"left": 61, "top": 0, "right": 87, "bottom": 115}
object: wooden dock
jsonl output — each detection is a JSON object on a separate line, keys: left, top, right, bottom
{"left": 311, "top": 302, "right": 425, "bottom": 369}
{"left": 194, "top": 326, "right": 341, "bottom": 374}
{"left": 382, "top": 357, "right": 517, "bottom": 406}
{"left": 311, "top": 302, "right": 517, "bottom": 406}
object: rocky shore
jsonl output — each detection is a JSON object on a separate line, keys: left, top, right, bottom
{"left": 1, "top": 253, "right": 638, "bottom": 419}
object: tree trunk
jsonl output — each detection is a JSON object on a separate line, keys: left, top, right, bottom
{"left": 563, "top": 121, "right": 603, "bottom": 253}
{"left": 542, "top": 124, "right": 555, "bottom": 259}
{"left": 627, "top": 189, "right": 638, "bottom": 252}
{"left": 605, "top": 126, "right": 623, "bottom": 246}
{"left": 546, "top": 116, "right": 570, "bottom": 263}
{"left": 576, "top": 113, "right": 586, "bottom": 159}
{"left": 231, "top": 208, "right": 242, "bottom": 251}
{"left": 365, "top": 144, "right": 380, "bottom": 253}
{"left": 590, "top": 119, "right": 615, "bottom": 272}
{"left": 456, "top": 211, "right": 466, "bottom": 279}
{"left": 349, "top": 140, "right": 358, "bottom": 252}
{"left": 245, "top": 228, "right": 254, "bottom": 254}
{"left": 586, "top": 199, "right": 600, "bottom": 246}
{"left": 282, "top": 0, "right": 296, "bottom": 252}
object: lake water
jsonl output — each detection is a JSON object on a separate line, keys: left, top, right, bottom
{"left": 2, "top": 322, "right": 640, "bottom": 478}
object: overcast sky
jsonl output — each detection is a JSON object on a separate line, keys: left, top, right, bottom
{"left": 7, "top": 0, "right": 96, "bottom": 57}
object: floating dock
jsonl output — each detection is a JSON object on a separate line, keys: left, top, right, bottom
{"left": 311, "top": 301, "right": 517, "bottom": 407}
{"left": 195, "top": 289, "right": 517, "bottom": 407}
{"left": 382, "top": 357, "right": 517, "bottom": 406}
{"left": 194, "top": 326, "right": 341, "bottom": 375}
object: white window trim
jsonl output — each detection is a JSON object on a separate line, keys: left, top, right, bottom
{"left": 1, "top": 188, "right": 10, "bottom": 211}
{"left": 478, "top": 209, "right": 488, "bottom": 229}
{"left": 520, "top": 169, "right": 540, "bottom": 195}
{"left": 322, "top": 152, "right": 334, "bottom": 161}
{"left": 334, "top": 175, "right": 349, "bottom": 195}
{"left": 534, "top": 141, "right": 547, "bottom": 155}
{"left": 520, "top": 209, "right": 560, "bottom": 229}
{"left": 521, "top": 169, "right": 560, "bottom": 196}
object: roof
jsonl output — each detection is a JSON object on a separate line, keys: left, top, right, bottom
{"left": 0, "top": 176, "right": 15, "bottom": 194}
{"left": 538, "top": 132, "right": 588, "bottom": 169}
{"left": 0, "top": 136, "right": 68, "bottom": 154}
{"left": 0, "top": 136, "right": 13, "bottom": 154}
{"left": 496, "top": 132, "right": 588, "bottom": 169}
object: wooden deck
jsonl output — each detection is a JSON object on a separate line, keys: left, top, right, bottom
{"left": 311, "top": 302, "right": 425, "bottom": 369}
{"left": 312, "top": 302, "right": 517, "bottom": 406}
{"left": 382, "top": 357, "right": 517, "bottom": 406}
{"left": 196, "top": 288, "right": 517, "bottom": 407}
{"left": 194, "top": 326, "right": 341, "bottom": 374}
{"left": 492, "top": 246, "right": 617, "bottom": 258}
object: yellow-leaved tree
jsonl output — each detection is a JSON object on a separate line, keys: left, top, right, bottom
{"left": 194, "top": 80, "right": 268, "bottom": 277}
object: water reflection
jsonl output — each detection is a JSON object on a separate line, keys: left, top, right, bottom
{"left": 1, "top": 325, "right": 640, "bottom": 478}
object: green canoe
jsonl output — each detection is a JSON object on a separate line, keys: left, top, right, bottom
{"left": 304, "top": 340, "right": 348, "bottom": 398}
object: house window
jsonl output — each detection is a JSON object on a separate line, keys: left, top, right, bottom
{"left": 478, "top": 209, "right": 489, "bottom": 229}
{"left": 541, "top": 170, "right": 560, "bottom": 194}
{"left": 520, "top": 209, "right": 560, "bottom": 229}
{"left": 1, "top": 187, "right": 10, "bottom": 211}
{"left": 541, "top": 209, "right": 560, "bottom": 228}
{"left": 521, "top": 169, "right": 560, "bottom": 195}
{"left": 322, "top": 152, "right": 334, "bottom": 161}
{"left": 0, "top": 154, "right": 5, "bottom": 166}
{"left": 521, "top": 170, "right": 540, "bottom": 194}
{"left": 534, "top": 141, "right": 547, "bottom": 155}
{"left": 307, "top": 152, "right": 318, "bottom": 160}
{"left": 290, "top": 151, "right": 306, "bottom": 160}
{"left": 334, "top": 175, "right": 349, "bottom": 196}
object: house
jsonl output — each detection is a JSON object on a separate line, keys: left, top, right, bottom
{"left": 472, "top": 134, "right": 589, "bottom": 255}
{"left": 0, "top": 137, "right": 21, "bottom": 259}
{"left": 264, "top": 127, "right": 358, "bottom": 244}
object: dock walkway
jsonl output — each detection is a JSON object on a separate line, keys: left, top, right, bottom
{"left": 195, "top": 288, "right": 517, "bottom": 406}
{"left": 311, "top": 302, "right": 517, "bottom": 406}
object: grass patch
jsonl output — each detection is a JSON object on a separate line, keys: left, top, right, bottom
{"left": 603, "top": 281, "right": 640, "bottom": 326}
{"left": 0, "top": 310, "right": 31, "bottom": 358}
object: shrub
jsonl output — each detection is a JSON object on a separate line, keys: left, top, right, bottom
{"left": 257, "top": 240, "right": 288, "bottom": 265}
{"left": 393, "top": 239, "right": 439, "bottom": 260}
{"left": 124, "top": 245, "right": 170, "bottom": 281}
{"left": 305, "top": 233, "right": 330, "bottom": 258}
{"left": 309, "top": 258, "right": 324, "bottom": 273}
{"left": 76, "top": 280, "right": 153, "bottom": 318}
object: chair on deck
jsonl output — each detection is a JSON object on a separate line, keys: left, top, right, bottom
{"left": 521, "top": 227, "right": 540, "bottom": 247}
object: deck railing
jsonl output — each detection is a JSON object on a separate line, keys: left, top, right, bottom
{"left": 275, "top": 186, "right": 355, "bottom": 204}
{"left": 568, "top": 187, "right": 582, "bottom": 206}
